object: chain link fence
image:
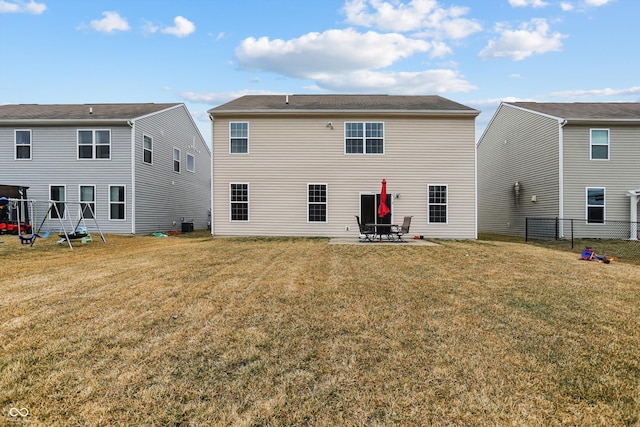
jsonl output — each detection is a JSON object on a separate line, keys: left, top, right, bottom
{"left": 526, "top": 217, "right": 640, "bottom": 263}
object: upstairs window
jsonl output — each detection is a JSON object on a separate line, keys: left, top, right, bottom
{"left": 586, "top": 187, "right": 605, "bottom": 224}
{"left": 173, "top": 148, "right": 181, "bottom": 173}
{"left": 345, "top": 122, "right": 384, "bottom": 154}
{"left": 186, "top": 153, "right": 195, "bottom": 172}
{"left": 230, "top": 122, "right": 249, "bottom": 154}
{"left": 428, "top": 185, "right": 448, "bottom": 224}
{"left": 143, "top": 135, "right": 153, "bottom": 164}
{"left": 15, "top": 129, "right": 31, "bottom": 159}
{"left": 78, "top": 130, "right": 111, "bottom": 159}
{"left": 308, "top": 184, "right": 327, "bottom": 223}
{"left": 590, "top": 129, "right": 609, "bottom": 160}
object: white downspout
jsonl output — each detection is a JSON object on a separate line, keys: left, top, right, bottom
{"left": 558, "top": 119, "right": 566, "bottom": 237}
{"left": 128, "top": 120, "right": 136, "bottom": 234}
{"left": 628, "top": 190, "right": 639, "bottom": 240}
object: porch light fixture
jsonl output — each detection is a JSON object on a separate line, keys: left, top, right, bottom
{"left": 326, "top": 122, "right": 333, "bottom": 129}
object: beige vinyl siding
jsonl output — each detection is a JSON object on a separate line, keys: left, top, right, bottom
{"left": 0, "top": 125, "right": 134, "bottom": 233}
{"left": 212, "top": 114, "right": 476, "bottom": 238}
{"left": 133, "top": 106, "right": 211, "bottom": 233}
{"left": 477, "top": 105, "right": 560, "bottom": 236}
{"left": 562, "top": 124, "right": 640, "bottom": 237}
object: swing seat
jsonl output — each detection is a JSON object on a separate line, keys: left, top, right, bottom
{"left": 19, "top": 233, "right": 42, "bottom": 245}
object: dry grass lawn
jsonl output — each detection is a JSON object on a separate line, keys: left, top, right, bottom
{"left": 1, "top": 231, "right": 639, "bottom": 426}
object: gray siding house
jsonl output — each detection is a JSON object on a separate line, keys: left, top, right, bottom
{"left": 208, "top": 94, "right": 479, "bottom": 239}
{"left": 0, "top": 103, "right": 211, "bottom": 234}
{"left": 477, "top": 102, "right": 640, "bottom": 238}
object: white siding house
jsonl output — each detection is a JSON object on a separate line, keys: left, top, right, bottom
{"left": 208, "top": 94, "right": 479, "bottom": 239}
{"left": 477, "top": 102, "right": 640, "bottom": 238}
{"left": 0, "top": 103, "right": 211, "bottom": 234}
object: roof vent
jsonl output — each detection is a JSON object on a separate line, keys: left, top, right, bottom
{"left": 285, "top": 95, "right": 289, "bottom": 104}
{"left": 89, "top": 107, "right": 93, "bottom": 115}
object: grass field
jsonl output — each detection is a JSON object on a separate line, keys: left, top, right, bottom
{"left": 1, "top": 232, "right": 639, "bottom": 426}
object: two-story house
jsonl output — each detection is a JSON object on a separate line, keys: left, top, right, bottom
{"left": 208, "top": 94, "right": 479, "bottom": 239}
{"left": 0, "top": 103, "right": 211, "bottom": 234}
{"left": 477, "top": 102, "right": 640, "bottom": 239}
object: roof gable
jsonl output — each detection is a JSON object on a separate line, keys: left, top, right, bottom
{"left": 0, "top": 103, "right": 181, "bottom": 121}
{"left": 209, "top": 94, "right": 478, "bottom": 115}
{"left": 508, "top": 102, "right": 640, "bottom": 121}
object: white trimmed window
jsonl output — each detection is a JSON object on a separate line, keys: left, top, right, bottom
{"left": 345, "top": 122, "right": 384, "bottom": 154}
{"left": 428, "top": 184, "right": 448, "bottom": 224}
{"left": 78, "top": 130, "right": 111, "bottom": 159}
{"left": 590, "top": 129, "right": 609, "bottom": 160}
{"left": 230, "top": 122, "right": 249, "bottom": 154}
{"left": 186, "top": 153, "right": 195, "bottom": 172}
{"left": 173, "top": 148, "right": 181, "bottom": 173}
{"left": 50, "top": 185, "right": 66, "bottom": 219}
{"left": 308, "top": 184, "right": 327, "bottom": 223}
{"left": 80, "top": 185, "right": 96, "bottom": 219}
{"left": 230, "top": 183, "right": 249, "bottom": 221}
{"left": 15, "top": 129, "right": 31, "bottom": 159}
{"left": 109, "top": 185, "right": 125, "bottom": 220}
{"left": 586, "top": 187, "right": 605, "bottom": 224}
{"left": 143, "top": 135, "right": 153, "bottom": 164}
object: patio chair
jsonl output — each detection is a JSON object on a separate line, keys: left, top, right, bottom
{"left": 391, "top": 216, "right": 412, "bottom": 242}
{"left": 355, "top": 215, "right": 375, "bottom": 242}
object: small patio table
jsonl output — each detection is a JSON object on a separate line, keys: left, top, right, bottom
{"left": 366, "top": 223, "right": 398, "bottom": 241}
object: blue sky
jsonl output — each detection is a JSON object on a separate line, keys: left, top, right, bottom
{"left": 1, "top": 0, "right": 638, "bottom": 144}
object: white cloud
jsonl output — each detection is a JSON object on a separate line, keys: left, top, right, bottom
{"left": 236, "top": 28, "right": 435, "bottom": 77}
{"left": 161, "top": 16, "right": 195, "bottom": 38}
{"left": 508, "top": 0, "right": 548, "bottom": 7}
{"left": 180, "top": 89, "right": 282, "bottom": 105}
{"left": 550, "top": 86, "right": 640, "bottom": 98}
{"left": 478, "top": 18, "right": 565, "bottom": 61}
{"left": 585, "top": 0, "right": 612, "bottom": 5}
{"left": 0, "top": 0, "right": 45, "bottom": 14}
{"left": 343, "top": 0, "right": 481, "bottom": 40}
{"left": 311, "top": 69, "right": 477, "bottom": 94}
{"left": 142, "top": 19, "right": 159, "bottom": 36}
{"left": 234, "top": 27, "right": 476, "bottom": 94}
{"left": 560, "top": 2, "right": 574, "bottom": 11}
{"left": 89, "top": 11, "right": 130, "bottom": 33}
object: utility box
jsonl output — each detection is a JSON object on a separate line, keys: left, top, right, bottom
{"left": 181, "top": 222, "right": 194, "bottom": 233}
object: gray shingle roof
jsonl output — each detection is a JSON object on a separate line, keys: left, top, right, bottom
{"left": 509, "top": 102, "right": 640, "bottom": 121}
{"left": 209, "top": 94, "right": 478, "bottom": 114}
{"left": 0, "top": 103, "right": 181, "bottom": 121}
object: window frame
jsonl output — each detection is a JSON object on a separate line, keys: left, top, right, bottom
{"left": 79, "top": 185, "right": 96, "bottom": 219}
{"left": 49, "top": 184, "right": 66, "bottom": 220}
{"left": 143, "top": 134, "right": 153, "bottom": 165}
{"left": 15, "top": 129, "right": 32, "bottom": 160}
{"left": 590, "top": 128, "right": 609, "bottom": 161}
{"left": 307, "top": 183, "right": 328, "bottom": 223}
{"left": 344, "top": 121, "right": 385, "bottom": 155}
{"left": 229, "top": 122, "right": 249, "bottom": 154}
{"left": 186, "top": 153, "right": 195, "bottom": 173}
{"left": 173, "top": 147, "right": 181, "bottom": 173}
{"left": 109, "top": 185, "right": 126, "bottom": 221}
{"left": 428, "top": 184, "right": 448, "bottom": 224}
{"left": 77, "top": 129, "right": 111, "bottom": 160}
{"left": 229, "top": 183, "right": 249, "bottom": 222}
{"left": 586, "top": 187, "right": 605, "bottom": 224}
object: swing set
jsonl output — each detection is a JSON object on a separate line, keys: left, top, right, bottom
{"left": 5, "top": 198, "right": 106, "bottom": 249}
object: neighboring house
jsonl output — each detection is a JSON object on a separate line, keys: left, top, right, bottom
{"left": 0, "top": 103, "right": 211, "bottom": 234}
{"left": 208, "top": 94, "right": 479, "bottom": 239}
{"left": 477, "top": 102, "right": 640, "bottom": 238}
